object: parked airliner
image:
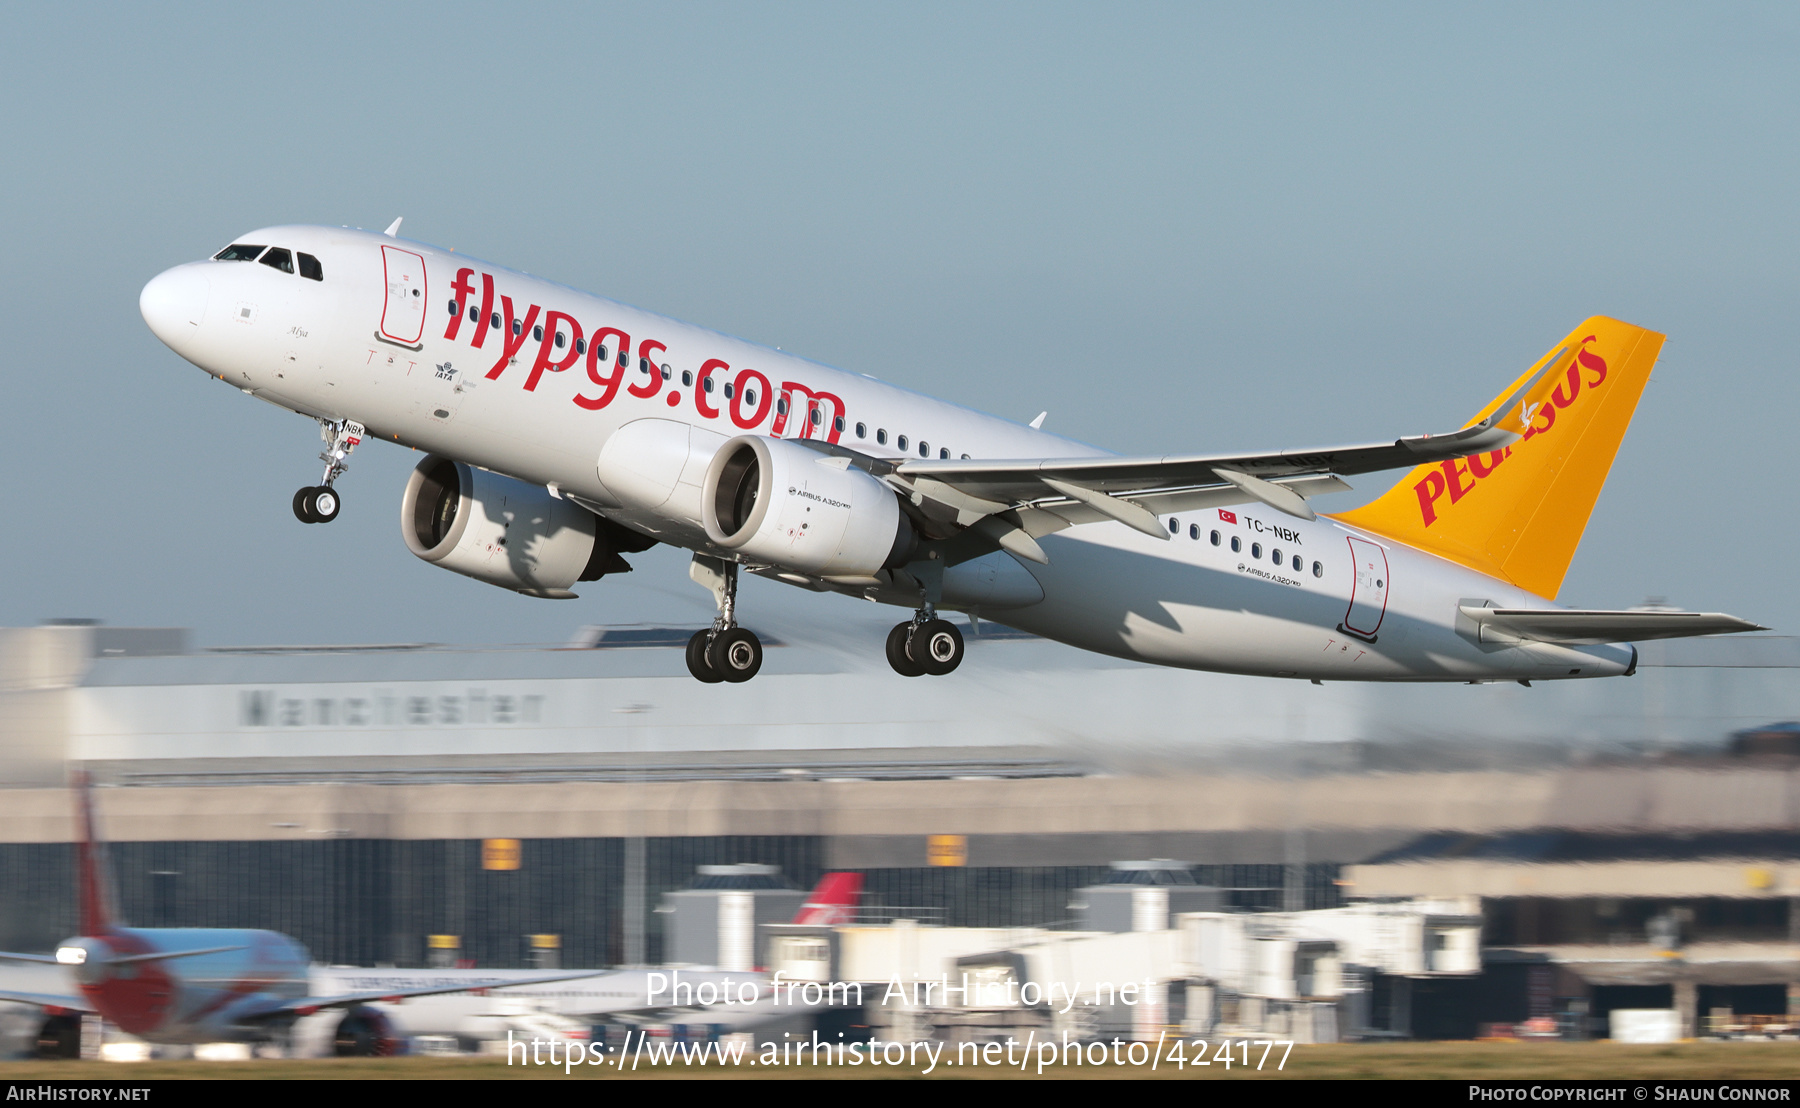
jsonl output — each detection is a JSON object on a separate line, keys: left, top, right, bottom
{"left": 139, "top": 221, "right": 1760, "bottom": 683}
{"left": 0, "top": 774, "right": 587, "bottom": 1056}
{"left": 0, "top": 776, "right": 867, "bottom": 1057}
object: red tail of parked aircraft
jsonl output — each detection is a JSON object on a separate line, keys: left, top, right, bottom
{"left": 791, "top": 872, "right": 864, "bottom": 925}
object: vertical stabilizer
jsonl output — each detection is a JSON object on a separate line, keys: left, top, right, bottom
{"left": 792, "top": 872, "right": 864, "bottom": 925}
{"left": 1334, "top": 317, "right": 1664, "bottom": 599}
{"left": 72, "top": 771, "right": 115, "bottom": 936}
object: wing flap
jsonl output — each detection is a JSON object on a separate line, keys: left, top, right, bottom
{"left": 893, "top": 422, "right": 1516, "bottom": 507}
{"left": 1459, "top": 606, "right": 1767, "bottom": 645}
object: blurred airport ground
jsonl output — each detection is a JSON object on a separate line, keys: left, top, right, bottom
{"left": 4, "top": 618, "right": 1800, "bottom": 1048}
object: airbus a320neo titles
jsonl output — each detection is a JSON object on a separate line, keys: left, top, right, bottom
{"left": 139, "top": 220, "right": 1761, "bottom": 684}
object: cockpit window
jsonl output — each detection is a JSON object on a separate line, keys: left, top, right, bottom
{"left": 297, "top": 252, "right": 323, "bottom": 281}
{"left": 214, "top": 244, "right": 266, "bottom": 261}
{"left": 258, "top": 247, "right": 294, "bottom": 274}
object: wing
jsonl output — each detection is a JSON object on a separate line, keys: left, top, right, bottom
{"left": 0, "top": 987, "right": 93, "bottom": 1012}
{"left": 1459, "top": 607, "right": 1768, "bottom": 646}
{"left": 870, "top": 375, "right": 1546, "bottom": 561}
{"left": 266, "top": 971, "right": 601, "bottom": 1018}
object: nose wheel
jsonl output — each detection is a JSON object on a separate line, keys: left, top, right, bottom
{"left": 293, "top": 486, "right": 341, "bottom": 524}
{"left": 686, "top": 556, "right": 764, "bottom": 683}
{"left": 885, "top": 613, "right": 964, "bottom": 677}
{"left": 293, "top": 419, "right": 363, "bottom": 525}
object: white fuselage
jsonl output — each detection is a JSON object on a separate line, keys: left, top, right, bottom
{"left": 301, "top": 966, "right": 825, "bottom": 1045}
{"left": 141, "top": 224, "right": 1632, "bottom": 683}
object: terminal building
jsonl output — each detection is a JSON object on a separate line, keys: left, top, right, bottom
{"left": 2, "top": 617, "right": 1799, "bottom": 1041}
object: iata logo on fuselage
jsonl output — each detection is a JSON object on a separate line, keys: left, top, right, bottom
{"left": 1413, "top": 335, "right": 1609, "bottom": 527}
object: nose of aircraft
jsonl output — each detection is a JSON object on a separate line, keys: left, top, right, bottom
{"left": 139, "top": 266, "right": 210, "bottom": 348}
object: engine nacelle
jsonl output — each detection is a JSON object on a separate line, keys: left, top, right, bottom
{"left": 702, "top": 436, "right": 913, "bottom": 577}
{"left": 332, "top": 1006, "right": 399, "bottom": 1057}
{"left": 402, "top": 455, "right": 627, "bottom": 598}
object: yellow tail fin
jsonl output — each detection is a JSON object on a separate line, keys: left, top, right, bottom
{"left": 1332, "top": 316, "right": 1664, "bottom": 599}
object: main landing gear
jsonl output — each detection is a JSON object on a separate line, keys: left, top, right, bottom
{"left": 686, "top": 556, "right": 764, "bottom": 684}
{"left": 293, "top": 419, "right": 363, "bottom": 524}
{"left": 885, "top": 607, "right": 965, "bottom": 678}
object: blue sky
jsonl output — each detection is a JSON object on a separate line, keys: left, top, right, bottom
{"left": 1, "top": 2, "right": 1795, "bottom": 646}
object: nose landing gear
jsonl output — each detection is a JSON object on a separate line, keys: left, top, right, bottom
{"left": 686, "top": 555, "right": 765, "bottom": 683}
{"left": 293, "top": 419, "right": 363, "bottom": 524}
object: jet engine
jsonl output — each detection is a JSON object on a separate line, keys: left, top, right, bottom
{"left": 401, "top": 455, "right": 651, "bottom": 598}
{"left": 701, "top": 436, "right": 914, "bottom": 577}
{"left": 332, "top": 1006, "right": 398, "bottom": 1057}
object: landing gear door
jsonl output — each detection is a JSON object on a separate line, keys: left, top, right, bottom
{"left": 1343, "top": 536, "right": 1390, "bottom": 638}
{"left": 379, "top": 245, "right": 428, "bottom": 346}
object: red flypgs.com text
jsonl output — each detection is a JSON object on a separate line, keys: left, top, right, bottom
{"left": 443, "top": 268, "right": 847, "bottom": 443}
{"left": 1413, "top": 336, "right": 1610, "bottom": 527}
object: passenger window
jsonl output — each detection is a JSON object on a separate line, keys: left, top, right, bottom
{"left": 1272, "top": 548, "right": 1282, "bottom": 564}
{"left": 744, "top": 388, "right": 756, "bottom": 406}
{"left": 297, "top": 253, "right": 323, "bottom": 281}
{"left": 703, "top": 376, "right": 715, "bottom": 393}
{"left": 491, "top": 313, "right": 502, "bottom": 330}
{"left": 596, "top": 345, "right": 608, "bottom": 362}
{"left": 877, "top": 429, "right": 888, "bottom": 445}
{"left": 659, "top": 364, "right": 670, "bottom": 380}
{"left": 1210, "top": 530, "right": 1221, "bottom": 546}
{"left": 213, "top": 244, "right": 266, "bottom": 261}
{"left": 1230, "top": 536, "right": 1241, "bottom": 553}
{"left": 723, "top": 382, "right": 734, "bottom": 399}
{"left": 1292, "top": 555, "right": 1303, "bottom": 571}
{"left": 553, "top": 332, "right": 566, "bottom": 349}
{"left": 897, "top": 435, "right": 909, "bottom": 451}
{"left": 1312, "top": 561, "right": 1324, "bottom": 578}
{"left": 855, "top": 422, "right": 867, "bottom": 438}
{"left": 777, "top": 398, "right": 789, "bottom": 415}
{"left": 1252, "top": 543, "right": 1262, "bottom": 559}
{"left": 258, "top": 247, "right": 294, "bottom": 274}
{"left": 575, "top": 338, "right": 586, "bottom": 355}
{"left": 1189, "top": 524, "right": 1199, "bottom": 540}
{"left": 512, "top": 319, "right": 522, "bottom": 336}
{"left": 681, "top": 370, "right": 694, "bottom": 387}
{"left": 467, "top": 306, "right": 478, "bottom": 323}
{"left": 938, "top": 446, "right": 948, "bottom": 458}
{"left": 448, "top": 300, "right": 458, "bottom": 315}
{"left": 1168, "top": 518, "right": 1179, "bottom": 534}
{"left": 918, "top": 441, "right": 929, "bottom": 456}
{"left": 534, "top": 325, "right": 544, "bottom": 341}
{"left": 811, "top": 407, "right": 822, "bottom": 425}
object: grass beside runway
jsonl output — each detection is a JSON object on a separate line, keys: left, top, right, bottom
{"left": 3, "top": 1042, "right": 1800, "bottom": 1079}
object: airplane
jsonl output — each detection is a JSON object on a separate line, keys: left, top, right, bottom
{"left": 137, "top": 221, "right": 1762, "bottom": 685}
{"left": 0, "top": 773, "right": 592, "bottom": 1058}
{"left": 296, "top": 871, "right": 867, "bottom": 1054}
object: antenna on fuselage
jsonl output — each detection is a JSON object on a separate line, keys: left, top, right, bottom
{"left": 383, "top": 217, "right": 403, "bottom": 237}
{"left": 1029, "top": 411, "right": 1047, "bottom": 430}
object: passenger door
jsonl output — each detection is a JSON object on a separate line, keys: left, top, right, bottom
{"left": 379, "top": 245, "right": 428, "bottom": 346}
{"left": 1343, "top": 536, "right": 1390, "bottom": 638}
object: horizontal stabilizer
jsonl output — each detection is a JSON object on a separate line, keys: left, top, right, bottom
{"left": 1458, "top": 606, "right": 1766, "bottom": 646}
